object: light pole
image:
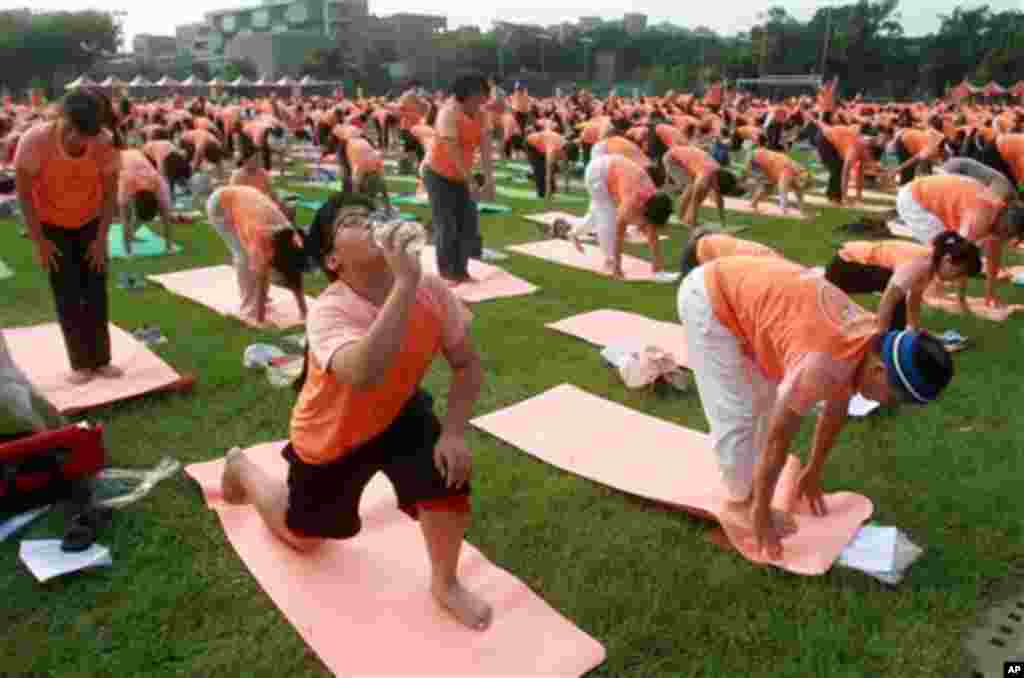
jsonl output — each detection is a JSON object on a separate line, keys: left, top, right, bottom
{"left": 538, "top": 34, "right": 553, "bottom": 81}
{"left": 580, "top": 36, "right": 593, "bottom": 84}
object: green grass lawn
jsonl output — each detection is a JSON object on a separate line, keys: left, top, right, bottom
{"left": 3, "top": 167, "right": 1024, "bottom": 678}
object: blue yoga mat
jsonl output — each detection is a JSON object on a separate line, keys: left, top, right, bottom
{"left": 108, "top": 223, "right": 181, "bottom": 258}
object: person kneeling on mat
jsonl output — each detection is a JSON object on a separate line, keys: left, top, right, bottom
{"left": 677, "top": 256, "right": 953, "bottom": 559}
{"left": 568, "top": 154, "right": 674, "bottom": 278}
{"left": 206, "top": 185, "right": 309, "bottom": 326}
{"left": 220, "top": 195, "right": 492, "bottom": 631}
{"left": 679, "top": 229, "right": 782, "bottom": 277}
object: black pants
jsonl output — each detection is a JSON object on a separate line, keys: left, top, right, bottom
{"left": 423, "top": 168, "right": 481, "bottom": 279}
{"left": 527, "top": 149, "right": 549, "bottom": 198}
{"left": 43, "top": 219, "right": 111, "bottom": 371}
{"left": 582, "top": 142, "right": 594, "bottom": 168}
{"left": 817, "top": 135, "right": 844, "bottom": 202}
{"left": 824, "top": 256, "right": 907, "bottom": 330}
{"left": 282, "top": 390, "right": 469, "bottom": 539}
{"left": 765, "top": 121, "right": 784, "bottom": 151}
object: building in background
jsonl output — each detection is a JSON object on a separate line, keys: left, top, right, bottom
{"left": 132, "top": 34, "right": 178, "bottom": 62}
{"left": 623, "top": 13, "right": 647, "bottom": 35}
{"left": 578, "top": 17, "right": 602, "bottom": 31}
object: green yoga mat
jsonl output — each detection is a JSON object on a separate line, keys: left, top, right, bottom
{"left": 0, "top": 259, "right": 12, "bottom": 280}
{"left": 107, "top": 223, "right": 181, "bottom": 258}
{"left": 390, "top": 194, "right": 511, "bottom": 213}
{"left": 496, "top": 186, "right": 587, "bottom": 203}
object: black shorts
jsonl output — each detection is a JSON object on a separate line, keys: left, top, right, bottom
{"left": 282, "top": 390, "right": 470, "bottom": 539}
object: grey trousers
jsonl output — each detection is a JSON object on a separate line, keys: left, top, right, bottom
{"left": 422, "top": 168, "right": 481, "bottom": 279}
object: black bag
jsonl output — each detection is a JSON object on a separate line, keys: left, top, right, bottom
{"left": 0, "top": 174, "right": 15, "bottom": 194}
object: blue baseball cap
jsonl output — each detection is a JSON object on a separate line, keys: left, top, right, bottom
{"left": 880, "top": 330, "right": 951, "bottom": 405}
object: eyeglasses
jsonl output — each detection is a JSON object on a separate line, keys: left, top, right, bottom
{"left": 324, "top": 208, "right": 371, "bottom": 253}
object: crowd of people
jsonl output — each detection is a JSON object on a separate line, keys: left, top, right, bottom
{"left": 4, "top": 70, "right": 1024, "bottom": 629}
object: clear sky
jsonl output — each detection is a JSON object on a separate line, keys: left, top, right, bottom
{"left": 18, "top": 0, "right": 1022, "bottom": 50}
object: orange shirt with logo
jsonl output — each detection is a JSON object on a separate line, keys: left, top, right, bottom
{"left": 704, "top": 257, "right": 876, "bottom": 413}
{"left": 752, "top": 148, "right": 799, "bottom": 183}
{"left": 839, "top": 240, "right": 930, "bottom": 269}
{"left": 346, "top": 137, "right": 383, "bottom": 174}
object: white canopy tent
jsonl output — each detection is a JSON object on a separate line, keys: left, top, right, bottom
{"left": 128, "top": 76, "right": 153, "bottom": 88}
{"left": 180, "top": 75, "right": 206, "bottom": 87}
{"left": 65, "top": 75, "right": 97, "bottom": 90}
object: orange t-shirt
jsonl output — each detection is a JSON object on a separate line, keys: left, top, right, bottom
{"left": 243, "top": 120, "right": 275, "bottom": 146}
{"left": 668, "top": 145, "right": 719, "bottom": 178}
{"left": 996, "top": 134, "right": 1024, "bottom": 184}
{"left": 900, "top": 129, "right": 942, "bottom": 157}
{"left": 910, "top": 174, "right": 1005, "bottom": 240}
{"left": 143, "top": 140, "right": 176, "bottom": 174}
{"left": 606, "top": 156, "right": 656, "bottom": 213}
{"left": 656, "top": 124, "right": 685, "bottom": 148}
{"left": 230, "top": 166, "right": 274, "bottom": 197}
{"left": 580, "top": 120, "right": 602, "bottom": 145}
{"left": 526, "top": 130, "right": 565, "bottom": 156}
{"left": 696, "top": 234, "right": 779, "bottom": 264}
{"left": 704, "top": 256, "right": 876, "bottom": 414}
{"left": 604, "top": 136, "right": 649, "bottom": 166}
{"left": 14, "top": 121, "right": 119, "bottom": 229}
{"left": 511, "top": 90, "right": 530, "bottom": 113}
{"left": 823, "top": 125, "right": 863, "bottom": 159}
{"left": 427, "top": 109, "right": 483, "bottom": 182}
{"left": 118, "top": 149, "right": 168, "bottom": 207}
{"left": 752, "top": 148, "right": 799, "bottom": 183}
{"left": 289, "top": 275, "right": 471, "bottom": 464}
{"left": 346, "top": 137, "right": 383, "bottom": 174}
{"left": 217, "top": 186, "right": 291, "bottom": 273}
{"left": 410, "top": 124, "right": 436, "bottom": 148}
{"left": 397, "top": 95, "right": 423, "bottom": 130}
{"left": 838, "top": 240, "right": 930, "bottom": 269}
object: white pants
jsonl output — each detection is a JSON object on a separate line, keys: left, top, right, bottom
{"left": 207, "top": 189, "right": 265, "bottom": 318}
{"left": 896, "top": 185, "right": 945, "bottom": 245}
{"left": 590, "top": 140, "right": 609, "bottom": 161}
{"left": 571, "top": 155, "right": 618, "bottom": 259}
{"left": 678, "top": 267, "right": 778, "bottom": 500}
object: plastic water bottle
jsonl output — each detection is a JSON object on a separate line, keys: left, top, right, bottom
{"left": 370, "top": 211, "right": 427, "bottom": 255}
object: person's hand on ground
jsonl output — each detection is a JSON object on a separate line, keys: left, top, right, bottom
{"left": 794, "top": 468, "right": 828, "bottom": 516}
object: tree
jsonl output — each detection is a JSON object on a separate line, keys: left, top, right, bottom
{"left": 219, "top": 58, "right": 258, "bottom": 82}
{"left": 0, "top": 10, "right": 121, "bottom": 95}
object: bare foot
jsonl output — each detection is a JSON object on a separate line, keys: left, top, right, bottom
{"left": 94, "top": 365, "right": 124, "bottom": 379}
{"left": 67, "top": 370, "right": 94, "bottom": 385}
{"left": 221, "top": 447, "right": 248, "bottom": 505}
{"left": 432, "top": 580, "right": 492, "bottom": 631}
{"left": 571, "top": 234, "right": 585, "bottom": 254}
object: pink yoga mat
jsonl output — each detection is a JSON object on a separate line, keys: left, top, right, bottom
{"left": 507, "top": 240, "right": 668, "bottom": 282}
{"left": 186, "top": 443, "right": 606, "bottom": 677}
{"left": 471, "top": 385, "right": 873, "bottom": 575}
{"left": 2, "top": 323, "right": 192, "bottom": 415}
{"left": 148, "top": 265, "right": 313, "bottom": 329}
{"left": 703, "top": 196, "right": 808, "bottom": 219}
{"left": 923, "top": 293, "right": 1024, "bottom": 322}
{"left": 523, "top": 212, "right": 669, "bottom": 244}
{"left": 546, "top": 309, "right": 689, "bottom": 367}
{"left": 419, "top": 246, "right": 539, "bottom": 303}
{"left": 803, "top": 194, "right": 892, "bottom": 213}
